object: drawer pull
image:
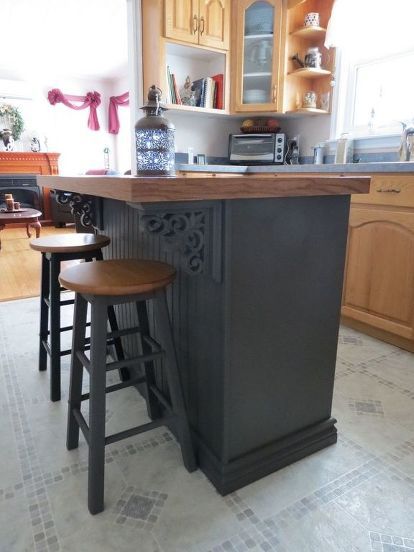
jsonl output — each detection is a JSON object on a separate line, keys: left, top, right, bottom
{"left": 272, "top": 85, "right": 277, "bottom": 103}
{"left": 376, "top": 188, "right": 401, "bottom": 193}
{"left": 199, "top": 16, "right": 205, "bottom": 35}
{"left": 193, "top": 14, "right": 198, "bottom": 33}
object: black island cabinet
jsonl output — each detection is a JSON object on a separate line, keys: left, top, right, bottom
{"left": 38, "top": 173, "right": 370, "bottom": 494}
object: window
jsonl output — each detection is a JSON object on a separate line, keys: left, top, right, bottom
{"left": 330, "top": 0, "right": 414, "bottom": 138}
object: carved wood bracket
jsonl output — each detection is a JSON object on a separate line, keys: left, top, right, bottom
{"left": 129, "top": 201, "right": 222, "bottom": 282}
{"left": 56, "top": 192, "right": 102, "bottom": 231}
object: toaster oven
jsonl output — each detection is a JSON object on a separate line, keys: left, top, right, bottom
{"left": 228, "top": 133, "right": 287, "bottom": 165}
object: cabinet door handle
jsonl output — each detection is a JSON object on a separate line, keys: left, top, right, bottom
{"left": 272, "top": 85, "right": 277, "bottom": 103}
{"left": 193, "top": 14, "right": 198, "bottom": 33}
{"left": 200, "top": 16, "right": 205, "bottom": 35}
{"left": 376, "top": 188, "right": 401, "bottom": 193}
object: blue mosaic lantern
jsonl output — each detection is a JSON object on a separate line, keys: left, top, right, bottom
{"left": 135, "top": 85, "right": 175, "bottom": 176}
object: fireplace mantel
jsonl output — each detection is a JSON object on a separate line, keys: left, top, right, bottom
{"left": 0, "top": 152, "right": 60, "bottom": 221}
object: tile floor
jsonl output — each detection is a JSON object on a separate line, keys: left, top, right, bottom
{"left": 1, "top": 297, "right": 413, "bottom": 552}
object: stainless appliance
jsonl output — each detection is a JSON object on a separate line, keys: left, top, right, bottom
{"left": 229, "top": 133, "right": 287, "bottom": 165}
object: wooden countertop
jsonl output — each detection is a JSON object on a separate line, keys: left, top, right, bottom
{"left": 37, "top": 173, "right": 370, "bottom": 203}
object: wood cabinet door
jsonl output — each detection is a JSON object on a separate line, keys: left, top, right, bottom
{"left": 199, "top": 0, "right": 230, "bottom": 50}
{"left": 232, "top": 0, "right": 284, "bottom": 112}
{"left": 165, "top": 0, "right": 199, "bottom": 44}
{"left": 342, "top": 207, "right": 414, "bottom": 340}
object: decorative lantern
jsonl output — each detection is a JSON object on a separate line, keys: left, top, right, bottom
{"left": 135, "top": 85, "right": 175, "bottom": 177}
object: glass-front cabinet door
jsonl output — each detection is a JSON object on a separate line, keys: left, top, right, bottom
{"left": 233, "top": 0, "right": 284, "bottom": 112}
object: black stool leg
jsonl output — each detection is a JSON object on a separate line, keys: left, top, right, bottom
{"left": 153, "top": 289, "right": 197, "bottom": 473}
{"left": 107, "top": 306, "right": 129, "bottom": 381}
{"left": 50, "top": 254, "right": 61, "bottom": 401}
{"left": 39, "top": 253, "right": 50, "bottom": 372}
{"left": 136, "top": 300, "right": 162, "bottom": 420}
{"left": 67, "top": 293, "right": 88, "bottom": 450}
{"left": 88, "top": 299, "right": 108, "bottom": 515}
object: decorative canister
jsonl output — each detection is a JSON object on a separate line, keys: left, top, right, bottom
{"left": 304, "top": 47, "right": 322, "bottom": 69}
{"left": 304, "top": 12, "right": 320, "bottom": 27}
{"left": 303, "top": 91, "right": 317, "bottom": 109}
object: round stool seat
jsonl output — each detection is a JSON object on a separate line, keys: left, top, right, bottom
{"left": 30, "top": 233, "right": 110, "bottom": 254}
{"left": 59, "top": 259, "right": 176, "bottom": 296}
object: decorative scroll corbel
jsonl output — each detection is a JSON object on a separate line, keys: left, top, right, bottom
{"left": 56, "top": 192, "right": 102, "bottom": 231}
{"left": 129, "top": 201, "right": 223, "bottom": 282}
{"left": 141, "top": 210, "right": 207, "bottom": 276}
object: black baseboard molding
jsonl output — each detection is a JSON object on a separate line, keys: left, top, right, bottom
{"left": 196, "top": 418, "right": 337, "bottom": 495}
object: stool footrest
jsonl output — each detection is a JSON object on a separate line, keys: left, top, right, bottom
{"left": 105, "top": 351, "right": 164, "bottom": 372}
{"left": 142, "top": 334, "right": 161, "bottom": 350}
{"left": 71, "top": 406, "right": 170, "bottom": 447}
{"left": 41, "top": 339, "right": 51, "bottom": 356}
{"left": 105, "top": 418, "right": 169, "bottom": 446}
{"left": 44, "top": 297, "right": 75, "bottom": 308}
{"left": 107, "top": 326, "right": 141, "bottom": 340}
{"left": 149, "top": 384, "right": 173, "bottom": 414}
{"left": 73, "top": 408, "right": 89, "bottom": 445}
{"left": 76, "top": 349, "right": 164, "bottom": 373}
{"left": 80, "top": 375, "right": 147, "bottom": 401}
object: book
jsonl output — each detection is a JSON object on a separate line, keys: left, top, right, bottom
{"left": 212, "top": 81, "right": 217, "bottom": 109}
{"left": 203, "top": 77, "right": 214, "bottom": 109}
{"left": 172, "top": 73, "right": 182, "bottom": 105}
{"left": 165, "top": 66, "right": 172, "bottom": 103}
{"left": 212, "top": 74, "right": 224, "bottom": 110}
{"left": 166, "top": 66, "right": 175, "bottom": 103}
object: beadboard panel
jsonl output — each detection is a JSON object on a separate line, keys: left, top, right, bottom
{"left": 102, "top": 198, "right": 226, "bottom": 457}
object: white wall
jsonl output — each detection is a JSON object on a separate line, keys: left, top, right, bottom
{"left": 107, "top": 76, "right": 132, "bottom": 174}
{"left": 282, "top": 115, "right": 331, "bottom": 158}
{"left": 168, "top": 113, "right": 242, "bottom": 159}
{"left": 0, "top": 75, "right": 131, "bottom": 174}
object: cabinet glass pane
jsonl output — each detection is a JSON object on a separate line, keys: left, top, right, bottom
{"left": 243, "top": 1, "right": 274, "bottom": 104}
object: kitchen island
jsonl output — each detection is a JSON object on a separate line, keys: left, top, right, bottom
{"left": 37, "top": 173, "right": 370, "bottom": 494}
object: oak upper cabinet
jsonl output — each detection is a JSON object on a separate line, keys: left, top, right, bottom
{"left": 165, "top": 0, "right": 199, "bottom": 44}
{"left": 342, "top": 176, "right": 414, "bottom": 352}
{"left": 165, "top": 0, "right": 230, "bottom": 50}
{"left": 231, "top": 0, "right": 285, "bottom": 112}
{"left": 199, "top": 0, "right": 230, "bottom": 49}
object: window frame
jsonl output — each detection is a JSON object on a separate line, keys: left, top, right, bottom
{"left": 332, "top": 48, "right": 414, "bottom": 141}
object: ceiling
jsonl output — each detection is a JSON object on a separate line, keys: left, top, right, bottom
{"left": 1, "top": 0, "right": 128, "bottom": 81}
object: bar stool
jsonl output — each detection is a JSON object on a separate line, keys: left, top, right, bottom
{"left": 30, "top": 234, "right": 126, "bottom": 402}
{"left": 59, "top": 259, "right": 197, "bottom": 514}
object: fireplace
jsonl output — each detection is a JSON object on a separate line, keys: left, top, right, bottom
{"left": 0, "top": 152, "right": 60, "bottom": 222}
{"left": 0, "top": 175, "right": 41, "bottom": 211}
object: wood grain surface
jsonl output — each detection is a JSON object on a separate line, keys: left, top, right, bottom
{"left": 37, "top": 173, "right": 370, "bottom": 203}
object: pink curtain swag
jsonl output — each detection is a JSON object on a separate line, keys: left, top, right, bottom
{"left": 47, "top": 88, "right": 102, "bottom": 131}
{"left": 108, "top": 92, "right": 129, "bottom": 134}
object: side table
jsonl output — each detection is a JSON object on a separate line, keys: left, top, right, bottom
{"left": 0, "top": 208, "right": 42, "bottom": 250}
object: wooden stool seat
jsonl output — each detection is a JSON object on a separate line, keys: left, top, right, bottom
{"left": 30, "top": 233, "right": 110, "bottom": 254}
{"left": 59, "top": 259, "right": 176, "bottom": 296}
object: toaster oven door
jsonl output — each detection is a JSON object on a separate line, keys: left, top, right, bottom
{"left": 229, "top": 134, "right": 275, "bottom": 164}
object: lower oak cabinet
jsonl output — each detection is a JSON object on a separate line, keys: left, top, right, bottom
{"left": 342, "top": 175, "right": 414, "bottom": 352}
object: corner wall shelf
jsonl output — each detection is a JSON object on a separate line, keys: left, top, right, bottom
{"left": 288, "top": 68, "right": 331, "bottom": 79}
{"left": 286, "top": 108, "right": 329, "bottom": 115}
{"left": 291, "top": 26, "right": 327, "bottom": 40}
{"left": 164, "top": 103, "right": 228, "bottom": 116}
